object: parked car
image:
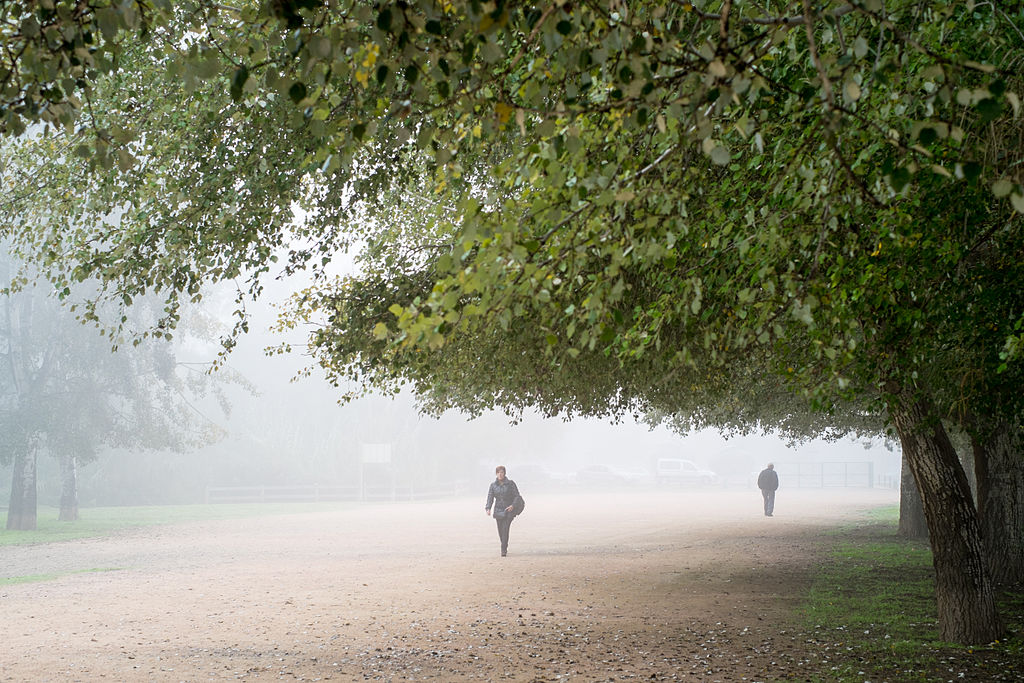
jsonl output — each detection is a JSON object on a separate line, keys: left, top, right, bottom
{"left": 655, "top": 458, "right": 718, "bottom": 485}
{"left": 575, "top": 463, "right": 651, "bottom": 486}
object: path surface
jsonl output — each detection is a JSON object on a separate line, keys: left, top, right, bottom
{"left": 1, "top": 487, "right": 898, "bottom": 681}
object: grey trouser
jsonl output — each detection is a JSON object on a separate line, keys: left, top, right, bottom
{"left": 495, "top": 514, "right": 513, "bottom": 552}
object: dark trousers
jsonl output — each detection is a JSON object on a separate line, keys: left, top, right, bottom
{"left": 761, "top": 489, "right": 776, "bottom": 516}
{"left": 495, "top": 514, "right": 513, "bottom": 553}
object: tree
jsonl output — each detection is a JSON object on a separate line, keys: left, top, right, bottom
{"left": 0, "top": 257, "right": 231, "bottom": 528}
{"left": 276, "top": 5, "right": 1022, "bottom": 645}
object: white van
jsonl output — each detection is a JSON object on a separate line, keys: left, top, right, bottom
{"left": 655, "top": 458, "right": 718, "bottom": 485}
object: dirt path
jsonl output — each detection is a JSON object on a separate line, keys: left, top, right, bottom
{"left": 1, "top": 487, "right": 898, "bottom": 681}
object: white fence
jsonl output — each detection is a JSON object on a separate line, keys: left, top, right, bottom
{"left": 777, "top": 461, "right": 876, "bottom": 488}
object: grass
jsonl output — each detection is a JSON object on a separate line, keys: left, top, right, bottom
{"left": 0, "top": 501, "right": 353, "bottom": 547}
{"left": 803, "top": 505, "right": 1024, "bottom": 682}
{"left": 0, "top": 567, "right": 124, "bottom": 586}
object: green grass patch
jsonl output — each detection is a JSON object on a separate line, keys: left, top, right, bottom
{"left": 0, "top": 502, "right": 353, "bottom": 547}
{"left": 862, "top": 504, "right": 899, "bottom": 525}
{"left": 803, "top": 510, "right": 1024, "bottom": 682}
{"left": 0, "top": 567, "right": 124, "bottom": 586}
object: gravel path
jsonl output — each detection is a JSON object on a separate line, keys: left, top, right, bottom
{"left": 0, "top": 487, "right": 898, "bottom": 681}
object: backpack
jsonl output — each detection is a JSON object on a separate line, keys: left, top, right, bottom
{"left": 512, "top": 494, "right": 525, "bottom": 517}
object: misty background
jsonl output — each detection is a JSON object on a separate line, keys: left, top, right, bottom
{"left": 1, "top": 274, "right": 900, "bottom": 510}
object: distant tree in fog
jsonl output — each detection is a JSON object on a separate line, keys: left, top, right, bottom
{"left": 1, "top": 258, "right": 233, "bottom": 528}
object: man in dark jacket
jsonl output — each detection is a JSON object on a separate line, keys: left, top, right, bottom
{"left": 485, "top": 465, "right": 521, "bottom": 556}
{"left": 757, "top": 463, "right": 779, "bottom": 517}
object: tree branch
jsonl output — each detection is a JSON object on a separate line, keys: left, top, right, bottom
{"left": 508, "top": 4, "right": 558, "bottom": 73}
{"left": 802, "top": 0, "right": 835, "bottom": 110}
{"left": 693, "top": 3, "right": 855, "bottom": 27}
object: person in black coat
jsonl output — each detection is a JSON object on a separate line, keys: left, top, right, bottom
{"left": 757, "top": 463, "right": 779, "bottom": 517}
{"left": 485, "top": 465, "right": 521, "bottom": 556}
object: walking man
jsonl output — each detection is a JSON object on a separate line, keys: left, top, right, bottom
{"left": 757, "top": 463, "right": 779, "bottom": 517}
{"left": 485, "top": 465, "right": 521, "bottom": 556}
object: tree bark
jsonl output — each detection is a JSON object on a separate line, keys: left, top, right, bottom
{"left": 5, "top": 448, "right": 38, "bottom": 531}
{"left": 972, "top": 421, "right": 1024, "bottom": 586}
{"left": 890, "top": 391, "right": 1002, "bottom": 644}
{"left": 58, "top": 452, "right": 80, "bottom": 522}
{"left": 898, "top": 452, "right": 929, "bottom": 539}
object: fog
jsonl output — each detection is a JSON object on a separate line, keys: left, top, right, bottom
{"left": 1, "top": 278, "right": 900, "bottom": 510}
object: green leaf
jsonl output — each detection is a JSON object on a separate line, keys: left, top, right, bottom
{"left": 992, "top": 179, "right": 1013, "bottom": 198}
{"left": 230, "top": 66, "right": 249, "bottom": 102}
{"left": 853, "top": 36, "right": 869, "bottom": 59}
{"left": 976, "top": 98, "right": 1003, "bottom": 123}
{"left": 115, "top": 149, "right": 135, "bottom": 172}
{"left": 481, "top": 40, "right": 504, "bottom": 63}
{"left": 1011, "top": 193, "right": 1024, "bottom": 214}
{"left": 960, "top": 162, "right": 982, "bottom": 183}
{"left": 96, "top": 8, "right": 120, "bottom": 40}
{"left": 288, "top": 81, "right": 307, "bottom": 104}
{"left": 710, "top": 145, "right": 730, "bottom": 166}
{"left": 195, "top": 56, "right": 221, "bottom": 80}
{"left": 19, "top": 16, "right": 40, "bottom": 38}
{"left": 308, "top": 37, "right": 332, "bottom": 59}
{"left": 889, "top": 166, "right": 911, "bottom": 191}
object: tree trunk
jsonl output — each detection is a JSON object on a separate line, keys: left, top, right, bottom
{"left": 890, "top": 391, "right": 1002, "bottom": 644}
{"left": 58, "top": 452, "right": 79, "bottom": 522}
{"left": 972, "top": 421, "right": 1024, "bottom": 586}
{"left": 898, "top": 453, "right": 929, "bottom": 539}
{"left": 955, "top": 432, "right": 977, "bottom": 503}
{"left": 6, "top": 448, "right": 38, "bottom": 531}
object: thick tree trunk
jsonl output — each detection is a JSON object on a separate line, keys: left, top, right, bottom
{"left": 6, "top": 449, "right": 38, "bottom": 531}
{"left": 972, "top": 421, "right": 1024, "bottom": 586}
{"left": 891, "top": 392, "right": 1002, "bottom": 644}
{"left": 898, "top": 453, "right": 929, "bottom": 539}
{"left": 58, "top": 452, "right": 79, "bottom": 522}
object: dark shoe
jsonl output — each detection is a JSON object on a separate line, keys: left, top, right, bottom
{"left": 501, "top": 550, "right": 507, "bottom": 556}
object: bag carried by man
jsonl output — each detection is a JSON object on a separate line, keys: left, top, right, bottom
{"left": 512, "top": 494, "right": 525, "bottom": 517}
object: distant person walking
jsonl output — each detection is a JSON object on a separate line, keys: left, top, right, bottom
{"left": 757, "top": 463, "right": 779, "bottom": 517}
{"left": 485, "top": 465, "right": 521, "bottom": 557}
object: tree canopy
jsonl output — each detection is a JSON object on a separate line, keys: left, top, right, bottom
{"left": 3, "top": 1, "right": 1021, "bottom": 397}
